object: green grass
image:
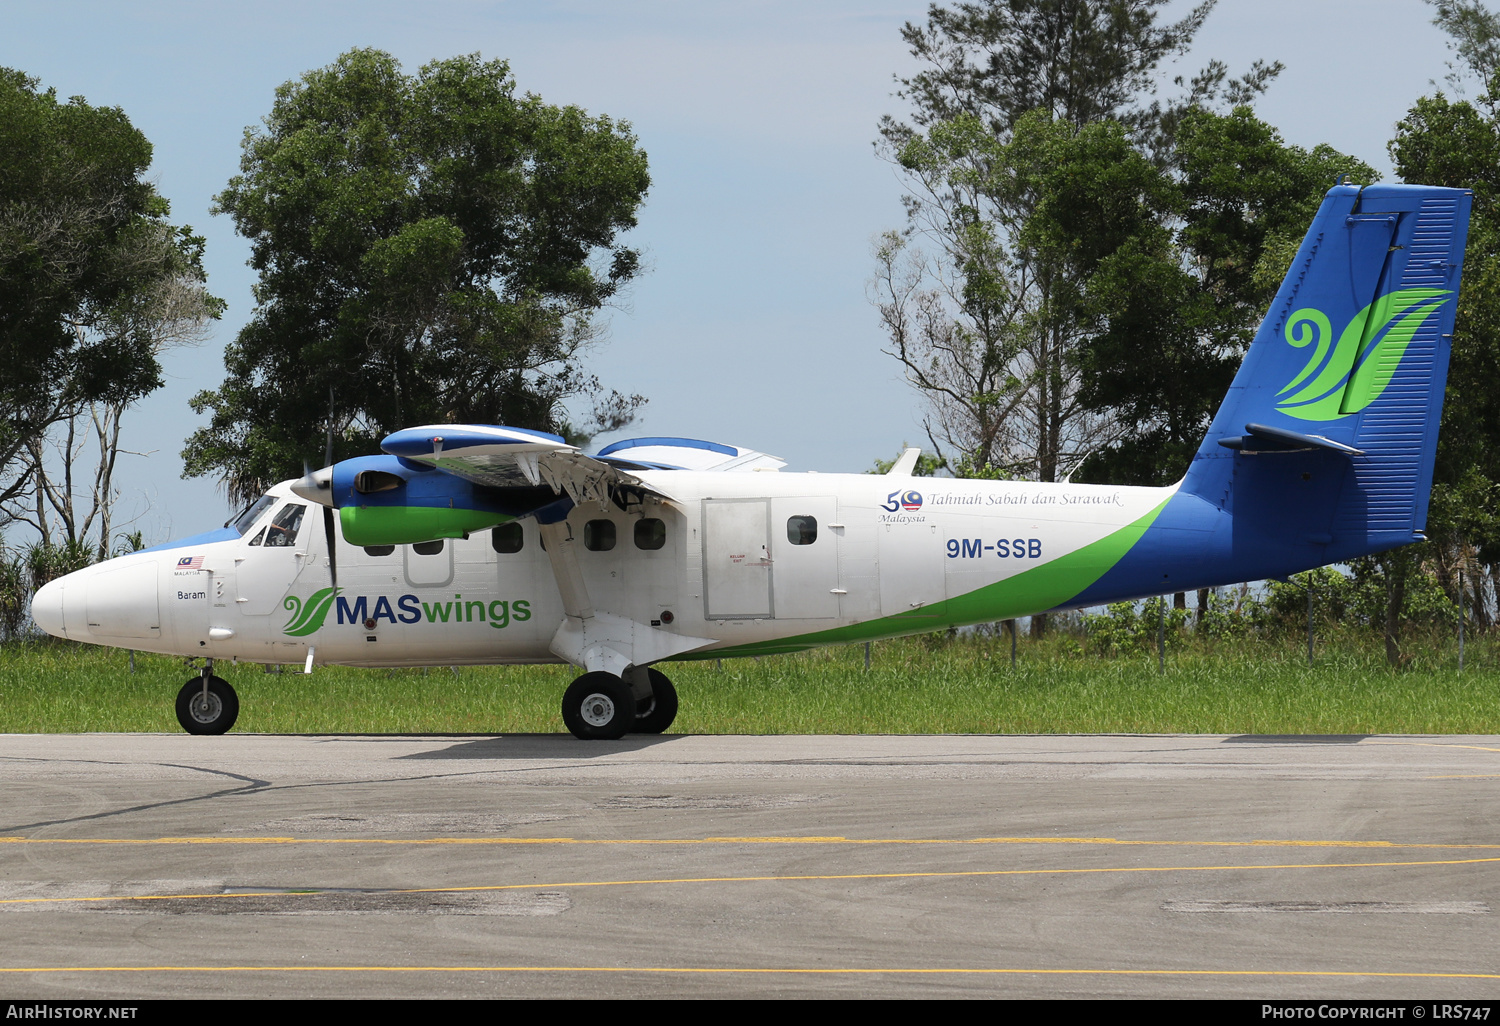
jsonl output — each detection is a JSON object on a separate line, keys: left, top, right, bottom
{"left": 2, "top": 632, "right": 1499, "bottom": 734}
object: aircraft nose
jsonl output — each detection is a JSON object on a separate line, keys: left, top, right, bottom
{"left": 31, "top": 579, "right": 67, "bottom": 639}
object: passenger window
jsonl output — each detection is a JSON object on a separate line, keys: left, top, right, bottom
{"left": 634, "top": 518, "right": 666, "bottom": 550}
{"left": 787, "top": 515, "right": 817, "bottom": 545}
{"left": 492, "top": 522, "right": 524, "bottom": 554}
{"left": 262, "top": 504, "right": 306, "bottom": 548}
{"left": 412, "top": 539, "right": 444, "bottom": 556}
{"left": 363, "top": 545, "right": 395, "bottom": 557}
{"left": 584, "top": 519, "right": 616, "bottom": 551}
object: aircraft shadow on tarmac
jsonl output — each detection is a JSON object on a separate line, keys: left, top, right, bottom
{"left": 389, "top": 733, "right": 687, "bottom": 760}
{"left": 1221, "top": 735, "right": 1372, "bottom": 744}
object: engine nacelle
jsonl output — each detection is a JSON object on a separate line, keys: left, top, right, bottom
{"left": 329, "top": 455, "right": 556, "bottom": 546}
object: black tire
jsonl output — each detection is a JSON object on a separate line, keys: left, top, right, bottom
{"left": 175, "top": 676, "right": 239, "bottom": 735}
{"left": 561, "top": 671, "right": 636, "bottom": 740}
{"left": 632, "top": 668, "right": 678, "bottom": 734}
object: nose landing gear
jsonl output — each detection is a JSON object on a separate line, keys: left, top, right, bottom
{"left": 175, "top": 661, "right": 239, "bottom": 735}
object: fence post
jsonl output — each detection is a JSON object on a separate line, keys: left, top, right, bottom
{"left": 864, "top": 641, "right": 870, "bottom": 671}
{"left": 1307, "top": 576, "right": 1315, "bottom": 667}
{"left": 1459, "top": 566, "right": 1466, "bottom": 672}
{"left": 1157, "top": 596, "right": 1165, "bottom": 673}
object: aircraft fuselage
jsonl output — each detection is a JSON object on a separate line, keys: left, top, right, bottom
{"left": 39, "top": 471, "right": 1175, "bottom": 668}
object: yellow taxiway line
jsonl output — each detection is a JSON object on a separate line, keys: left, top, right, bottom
{"left": 3, "top": 855, "right": 1499, "bottom": 907}
{"left": 1, "top": 833, "right": 1499, "bottom": 849}
{"left": 1, "top": 965, "right": 1497, "bottom": 979}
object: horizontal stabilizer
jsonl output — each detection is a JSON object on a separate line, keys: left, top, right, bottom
{"left": 1217, "top": 423, "right": 1365, "bottom": 456}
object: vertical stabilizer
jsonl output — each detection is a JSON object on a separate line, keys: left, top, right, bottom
{"left": 1182, "top": 183, "right": 1471, "bottom": 560}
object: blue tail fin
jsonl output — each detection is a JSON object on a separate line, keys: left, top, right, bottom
{"left": 1182, "top": 182, "right": 1472, "bottom": 561}
{"left": 1065, "top": 183, "right": 1472, "bottom": 608}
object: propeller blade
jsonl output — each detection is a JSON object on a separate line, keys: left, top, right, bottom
{"left": 323, "top": 505, "right": 339, "bottom": 593}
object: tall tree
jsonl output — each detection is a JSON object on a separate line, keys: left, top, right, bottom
{"left": 875, "top": 0, "right": 1279, "bottom": 484}
{"left": 0, "top": 68, "right": 221, "bottom": 551}
{"left": 186, "top": 49, "right": 652, "bottom": 502}
{"left": 1075, "top": 107, "right": 1376, "bottom": 486}
{"left": 1389, "top": 71, "right": 1500, "bottom": 637}
{"left": 874, "top": 109, "right": 1175, "bottom": 480}
{"left": 1428, "top": 0, "right": 1500, "bottom": 89}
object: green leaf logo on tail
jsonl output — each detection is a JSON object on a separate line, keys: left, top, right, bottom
{"left": 1276, "top": 288, "right": 1452, "bottom": 422}
{"left": 283, "top": 587, "right": 338, "bottom": 637}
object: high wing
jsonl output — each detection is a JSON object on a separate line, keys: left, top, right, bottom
{"left": 378, "top": 426, "right": 786, "bottom": 509}
{"left": 292, "top": 424, "right": 785, "bottom": 545}
{"left": 381, "top": 424, "right": 667, "bottom": 510}
{"left": 593, "top": 436, "right": 786, "bottom": 473}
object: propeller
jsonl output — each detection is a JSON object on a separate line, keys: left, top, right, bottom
{"left": 322, "top": 386, "right": 337, "bottom": 594}
{"left": 323, "top": 505, "right": 339, "bottom": 594}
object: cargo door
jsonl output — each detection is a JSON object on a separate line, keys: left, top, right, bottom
{"left": 878, "top": 521, "right": 945, "bottom": 618}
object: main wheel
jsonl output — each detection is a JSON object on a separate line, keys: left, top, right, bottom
{"left": 175, "top": 676, "right": 239, "bottom": 735}
{"left": 632, "top": 668, "right": 678, "bottom": 734}
{"left": 562, "top": 671, "right": 636, "bottom": 740}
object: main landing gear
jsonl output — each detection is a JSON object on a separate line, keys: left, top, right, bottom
{"left": 175, "top": 661, "right": 239, "bottom": 735}
{"left": 561, "top": 666, "right": 678, "bottom": 740}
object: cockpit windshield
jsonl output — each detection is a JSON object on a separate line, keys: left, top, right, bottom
{"left": 228, "top": 494, "right": 278, "bottom": 536}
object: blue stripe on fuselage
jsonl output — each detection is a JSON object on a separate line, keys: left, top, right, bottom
{"left": 135, "top": 526, "right": 242, "bottom": 555}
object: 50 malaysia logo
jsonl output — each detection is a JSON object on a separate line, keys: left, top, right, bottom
{"left": 880, "top": 490, "right": 923, "bottom": 513}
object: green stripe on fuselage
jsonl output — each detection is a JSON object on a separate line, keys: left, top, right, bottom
{"left": 702, "top": 497, "right": 1169, "bottom": 658}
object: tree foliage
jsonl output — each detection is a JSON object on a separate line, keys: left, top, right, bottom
{"left": 0, "top": 68, "right": 221, "bottom": 550}
{"left": 185, "top": 49, "right": 652, "bottom": 502}
{"left": 875, "top": 0, "right": 1281, "bottom": 484}
{"left": 1428, "top": 0, "right": 1500, "bottom": 89}
{"left": 1075, "top": 109, "right": 1375, "bottom": 485}
{"left": 1387, "top": 70, "right": 1500, "bottom": 648}
{"left": 885, "top": 0, "right": 1253, "bottom": 137}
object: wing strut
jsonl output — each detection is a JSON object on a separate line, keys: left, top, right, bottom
{"left": 535, "top": 520, "right": 716, "bottom": 677}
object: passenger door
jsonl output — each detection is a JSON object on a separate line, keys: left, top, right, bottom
{"left": 702, "top": 498, "right": 773, "bottom": 619}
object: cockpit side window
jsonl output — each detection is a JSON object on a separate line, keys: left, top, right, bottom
{"left": 262, "top": 504, "right": 306, "bottom": 548}
{"left": 229, "top": 494, "right": 278, "bottom": 536}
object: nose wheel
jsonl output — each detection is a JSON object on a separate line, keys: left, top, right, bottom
{"left": 175, "top": 674, "right": 239, "bottom": 735}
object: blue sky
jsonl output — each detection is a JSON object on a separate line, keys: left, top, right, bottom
{"left": 0, "top": 0, "right": 1464, "bottom": 543}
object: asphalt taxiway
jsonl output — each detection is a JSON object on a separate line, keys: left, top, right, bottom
{"left": 1, "top": 732, "right": 1498, "bottom": 999}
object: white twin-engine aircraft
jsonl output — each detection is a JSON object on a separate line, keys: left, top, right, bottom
{"left": 32, "top": 182, "right": 1473, "bottom": 739}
